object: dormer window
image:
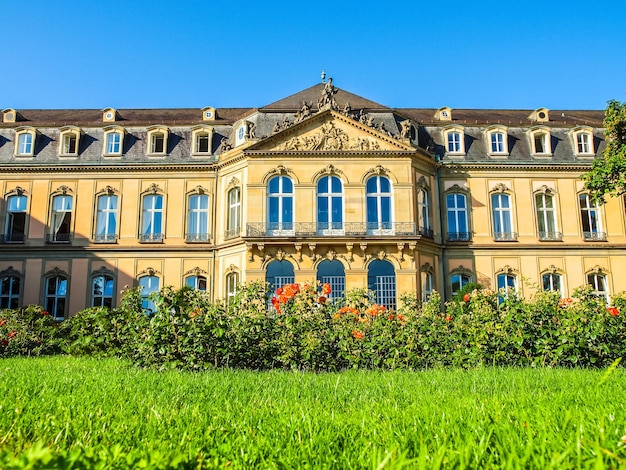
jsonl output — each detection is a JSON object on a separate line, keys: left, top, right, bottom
{"left": 528, "top": 126, "right": 551, "bottom": 156}
{"left": 103, "top": 126, "right": 125, "bottom": 156}
{"left": 192, "top": 125, "right": 213, "bottom": 156}
{"left": 14, "top": 127, "right": 36, "bottom": 156}
{"left": 443, "top": 126, "right": 465, "bottom": 156}
{"left": 59, "top": 126, "right": 82, "bottom": 156}
{"left": 102, "top": 108, "right": 117, "bottom": 123}
{"left": 435, "top": 107, "right": 452, "bottom": 121}
{"left": 146, "top": 126, "right": 169, "bottom": 156}
{"left": 570, "top": 127, "right": 594, "bottom": 156}
{"left": 485, "top": 126, "right": 509, "bottom": 156}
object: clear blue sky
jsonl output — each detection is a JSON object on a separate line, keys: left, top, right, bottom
{"left": 3, "top": 0, "right": 625, "bottom": 110}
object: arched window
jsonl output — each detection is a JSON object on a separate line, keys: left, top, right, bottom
{"left": 446, "top": 193, "right": 469, "bottom": 241}
{"left": 491, "top": 192, "right": 515, "bottom": 240}
{"left": 542, "top": 272, "right": 563, "bottom": 296}
{"left": 186, "top": 275, "right": 207, "bottom": 291}
{"left": 497, "top": 272, "right": 517, "bottom": 292}
{"left": 317, "top": 175, "right": 343, "bottom": 234}
{"left": 267, "top": 176, "right": 294, "bottom": 235}
{"left": 4, "top": 194, "right": 27, "bottom": 243}
{"left": 49, "top": 194, "right": 73, "bottom": 243}
{"left": 226, "top": 187, "right": 241, "bottom": 238}
{"left": 316, "top": 259, "right": 345, "bottom": 300}
{"left": 103, "top": 127, "right": 124, "bottom": 156}
{"left": 187, "top": 194, "right": 210, "bottom": 242}
{"left": 366, "top": 176, "right": 392, "bottom": 234}
{"left": 15, "top": 128, "right": 36, "bottom": 156}
{"left": 421, "top": 271, "right": 433, "bottom": 302}
{"left": 226, "top": 271, "right": 239, "bottom": 307}
{"left": 450, "top": 273, "right": 471, "bottom": 295}
{"left": 579, "top": 193, "right": 605, "bottom": 240}
{"left": 140, "top": 194, "right": 164, "bottom": 242}
{"left": 46, "top": 275, "right": 68, "bottom": 320}
{"left": 266, "top": 260, "right": 295, "bottom": 290}
{"left": 587, "top": 272, "right": 609, "bottom": 303}
{"left": 92, "top": 275, "right": 114, "bottom": 308}
{"left": 535, "top": 191, "right": 560, "bottom": 240}
{"left": 0, "top": 274, "right": 21, "bottom": 309}
{"left": 368, "top": 259, "right": 396, "bottom": 310}
{"left": 95, "top": 193, "right": 118, "bottom": 243}
{"left": 139, "top": 275, "right": 160, "bottom": 313}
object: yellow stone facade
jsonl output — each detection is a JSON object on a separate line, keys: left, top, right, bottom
{"left": 0, "top": 83, "right": 621, "bottom": 318}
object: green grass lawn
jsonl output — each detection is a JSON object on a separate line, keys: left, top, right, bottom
{"left": 0, "top": 357, "right": 625, "bottom": 469}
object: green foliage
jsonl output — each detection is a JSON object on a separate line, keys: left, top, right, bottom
{"left": 583, "top": 99, "right": 626, "bottom": 203}
{"left": 0, "top": 305, "right": 60, "bottom": 357}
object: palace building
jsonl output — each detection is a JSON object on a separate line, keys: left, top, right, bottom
{"left": 0, "top": 80, "right": 621, "bottom": 318}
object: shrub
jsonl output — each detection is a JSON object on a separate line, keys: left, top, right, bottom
{"left": 0, "top": 305, "right": 60, "bottom": 357}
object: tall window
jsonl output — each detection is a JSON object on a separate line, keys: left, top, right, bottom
{"left": 422, "top": 271, "right": 433, "bottom": 302}
{"left": 446, "top": 193, "right": 469, "bottom": 241}
{"left": 92, "top": 275, "right": 114, "bottom": 308}
{"left": 535, "top": 192, "right": 558, "bottom": 240}
{"left": 491, "top": 132, "right": 505, "bottom": 153}
{"left": 267, "top": 176, "right": 294, "bottom": 235}
{"left": 492, "top": 193, "right": 514, "bottom": 240}
{"left": 62, "top": 132, "right": 78, "bottom": 155}
{"left": 417, "top": 189, "right": 431, "bottom": 235}
{"left": 186, "top": 275, "right": 207, "bottom": 291}
{"left": 451, "top": 273, "right": 471, "bottom": 294}
{"left": 226, "top": 272, "right": 239, "bottom": 307}
{"left": 187, "top": 194, "right": 210, "bottom": 242}
{"left": 141, "top": 194, "right": 164, "bottom": 242}
{"left": 317, "top": 259, "right": 345, "bottom": 300}
{"left": 95, "top": 194, "right": 118, "bottom": 242}
{"left": 366, "top": 175, "right": 392, "bottom": 234}
{"left": 317, "top": 175, "right": 343, "bottom": 234}
{"left": 533, "top": 133, "right": 549, "bottom": 154}
{"left": 106, "top": 132, "right": 122, "bottom": 154}
{"left": 49, "top": 194, "right": 73, "bottom": 242}
{"left": 0, "top": 275, "right": 21, "bottom": 309}
{"left": 542, "top": 272, "right": 562, "bottom": 295}
{"left": 368, "top": 259, "right": 396, "bottom": 310}
{"left": 139, "top": 276, "right": 159, "bottom": 313}
{"left": 46, "top": 275, "right": 68, "bottom": 320}
{"left": 16, "top": 132, "right": 33, "bottom": 155}
{"left": 497, "top": 273, "right": 517, "bottom": 303}
{"left": 226, "top": 187, "right": 241, "bottom": 238}
{"left": 447, "top": 131, "right": 462, "bottom": 153}
{"left": 579, "top": 194, "right": 603, "bottom": 240}
{"left": 4, "top": 194, "right": 27, "bottom": 243}
{"left": 587, "top": 273, "right": 608, "bottom": 303}
{"left": 150, "top": 133, "right": 165, "bottom": 154}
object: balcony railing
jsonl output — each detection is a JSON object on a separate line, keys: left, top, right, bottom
{"left": 93, "top": 234, "right": 118, "bottom": 243}
{"left": 224, "top": 227, "right": 241, "bottom": 240}
{"left": 538, "top": 231, "right": 562, "bottom": 241}
{"left": 139, "top": 233, "right": 164, "bottom": 243}
{"left": 493, "top": 232, "right": 518, "bottom": 241}
{"left": 1, "top": 233, "right": 25, "bottom": 243}
{"left": 46, "top": 233, "right": 72, "bottom": 243}
{"left": 246, "top": 222, "right": 417, "bottom": 238}
{"left": 447, "top": 232, "right": 471, "bottom": 242}
{"left": 186, "top": 232, "right": 210, "bottom": 243}
{"left": 583, "top": 231, "right": 607, "bottom": 241}
{"left": 418, "top": 226, "right": 434, "bottom": 238}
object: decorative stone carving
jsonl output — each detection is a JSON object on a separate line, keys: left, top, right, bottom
{"left": 326, "top": 249, "right": 337, "bottom": 261}
{"left": 96, "top": 185, "right": 118, "bottom": 196}
{"left": 349, "top": 137, "right": 380, "bottom": 151}
{"left": 420, "top": 262, "right": 432, "bottom": 273}
{"left": 318, "top": 77, "right": 338, "bottom": 110}
{"left": 219, "top": 137, "right": 232, "bottom": 153}
{"left": 342, "top": 102, "right": 352, "bottom": 117}
{"left": 245, "top": 121, "right": 256, "bottom": 139}
{"left": 246, "top": 243, "right": 254, "bottom": 262}
{"left": 358, "top": 109, "right": 367, "bottom": 124}
{"left": 138, "top": 267, "right": 160, "bottom": 277}
{"left": 294, "top": 243, "right": 303, "bottom": 262}
{"left": 272, "top": 122, "right": 281, "bottom": 134}
{"left": 56, "top": 185, "right": 73, "bottom": 195}
{"left": 184, "top": 267, "right": 208, "bottom": 277}
{"left": 0, "top": 266, "right": 21, "bottom": 277}
{"left": 227, "top": 177, "right": 240, "bottom": 190}
{"left": 491, "top": 182, "right": 510, "bottom": 193}
{"left": 294, "top": 102, "right": 312, "bottom": 123}
{"left": 377, "top": 249, "right": 386, "bottom": 260}
{"left": 544, "top": 264, "right": 559, "bottom": 274}
{"left": 497, "top": 265, "right": 517, "bottom": 275}
{"left": 45, "top": 266, "right": 68, "bottom": 278}
{"left": 400, "top": 120, "right": 412, "bottom": 139}
{"left": 308, "top": 243, "right": 317, "bottom": 260}
{"left": 397, "top": 243, "right": 405, "bottom": 262}
{"left": 91, "top": 266, "right": 114, "bottom": 277}
{"left": 536, "top": 184, "right": 554, "bottom": 195}
{"left": 145, "top": 183, "right": 161, "bottom": 194}
{"left": 7, "top": 186, "right": 27, "bottom": 196}
{"left": 275, "top": 248, "right": 287, "bottom": 261}
{"left": 345, "top": 243, "right": 354, "bottom": 262}
{"left": 589, "top": 265, "right": 605, "bottom": 274}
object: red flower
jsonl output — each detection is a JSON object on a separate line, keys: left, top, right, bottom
{"left": 1, "top": 339, "right": 7, "bottom": 346}
{"left": 318, "top": 296, "right": 326, "bottom": 304}
{"left": 271, "top": 297, "right": 282, "bottom": 314}
{"left": 8, "top": 330, "right": 16, "bottom": 339}
{"left": 322, "top": 283, "right": 332, "bottom": 295}
{"left": 607, "top": 307, "right": 619, "bottom": 317}
{"left": 445, "top": 315, "right": 453, "bottom": 322}
{"left": 0, "top": 318, "right": 5, "bottom": 327}
{"left": 275, "top": 287, "right": 283, "bottom": 295}
{"left": 388, "top": 314, "right": 395, "bottom": 321}
{"left": 463, "top": 294, "right": 470, "bottom": 302}
{"left": 41, "top": 310, "right": 49, "bottom": 316}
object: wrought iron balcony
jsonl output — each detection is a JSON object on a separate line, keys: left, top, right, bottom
{"left": 246, "top": 222, "right": 417, "bottom": 238}
{"left": 224, "top": 228, "right": 241, "bottom": 240}
{"left": 447, "top": 232, "right": 471, "bottom": 242}
{"left": 93, "top": 234, "right": 118, "bottom": 243}
{"left": 493, "top": 232, "right": 518, "bottom": 241}
{"left": 139, "top": 233, "right": 164, "bottom": 242}
{"left": 538, "top": 231, "right": 562, "bottom": 241}
{"left": 186, "top": 232, "right": 210, "bottom": 243}
{"left": 583, "top": 231, "right": 607, "bottom": 241}
{"left": 418, "top": 226, "right": 434, "bottom": 238}
{"left": 46, "top": 233, "right": 72, "bottom": 243}
{"left": 1, "top": 233, "right": 25, "bottom": 243}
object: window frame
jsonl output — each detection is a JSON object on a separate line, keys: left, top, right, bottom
{"left": 541, "top": 271, "right": 563, "bottom": 296}
{"left": 48, "top": 192, "right": 74, "bottom": 243}
{"left": 4, "top": 193, "right": 28, "bottom": 243}
{"left": 267, "top": 175, "right": 295, "bottom": 236}
{"left": 185, "top": 275, "right": 207, "bottom": 291}
{"left": 139, "top": 275, "right": 160, "bottom": 313}
{"left": 146, "top": 126, "right": 169, "bottom": 156}
{"left": 186, "top": 192, "right": 210, "bottom": 242}
{"left": 442, "top": 125, "right": 465, "bottom": 156}
{"left": 579, "top": 193, "right": 605, "bottom": 241}
{"left": 587, "top": 271, "right": 609, "bottom": 303}
{"left": 417, "top": 187, "right": 431, "bottom": 236}
{"left": 45, "top": 273, "right": 68, "bottom": 321}
{"left": 485, "top": 126, "right": 509, "bottom": 156}
{"left": 528, "top": 126, "right": 552, "bottom": 156}
{"left": 59, "top": 126, "right": 82, "bottom": 157}
{"left": 14, "top": 128, "right": 36, "bottom": 157}
{"left": 491, "top": 191, "right": 516, "bottom": 241}
{"left": 91, "top": 273, "right": 115, "bottom": 308}
{"left": 316, "top": 175, "right": 344, "bottom": 235}
{"left": 226, "top": 187, "right": 242, "bottom": 239}
{"left": 103, "top": 126, "right": 125, "bottom": 156}
{"left": 534, "top": 189, "right": 560, "bottom": 241}
{"left": 94, "top": 191, "right": 119, "bottom": 243}
{"left": 366, "top": 175, "right": 393, "bottom": 235}
{"left": 226, "top": 271, "right": 239, "bottom": 307}
{"left": 450, "top": 272, "right": 472, "bottom": 295}
{"left": 140, "top": 193, "right": 165, "bottom": 242}
{"left": 445, "top": 191, "right": 470, "bottom": 241}
{"left": 191, "top": 125, "right": 214, "bottom": 156}
{"left": 367, "top": 259, "right": 396, "bottom": 310}
{"left": 0, "top": 270, "right": 22, "bottom": 309}
{"left": 570, "top": 127, "right": 595, "bottom": 156}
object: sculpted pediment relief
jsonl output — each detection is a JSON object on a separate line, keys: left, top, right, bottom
{"left": 248, "top": 111, "right": 414, "bottom": 153}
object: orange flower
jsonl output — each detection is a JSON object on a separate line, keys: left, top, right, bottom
{"left": 445, "top": 315, "right": 453, "bottom": 322}
{"left": 276, "top": 287, "right": 283, "bottom": 295}
{"left": 388, "top": 314, "right": 394, "bottom": 321}
{"left": 607, "top": 307, "right": 619, "bottom": 317}
{"left": 0, "top": 318, "right": 5, "bottom": 327}
{"left": 365, "top": 304, "right": 386, "bottom": 316}
{"left": 463, "top": 294, "right": 470, "bottom": 302}
{"left": 8, "top": 330, "right": 16, "bottom": 338}
{"left": 352, "top": 330, "right": 364, "bottom": 340}
{"left": 332, "top": 313, "right": 341, "bottom": 319}
{"left": 271, "top": 297, "right": 282, "bottom": 314}
{"left": 397, "top": 314, "right": 405, "bottom": 322}
{"left": 322, "top": 283, "right": 332, "bottom": 295}
{"left": 318, "top": 296, "right": 326, "bottom": 304}
{"left": 189, "top": 308, "right": 201, "bottom": 318}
